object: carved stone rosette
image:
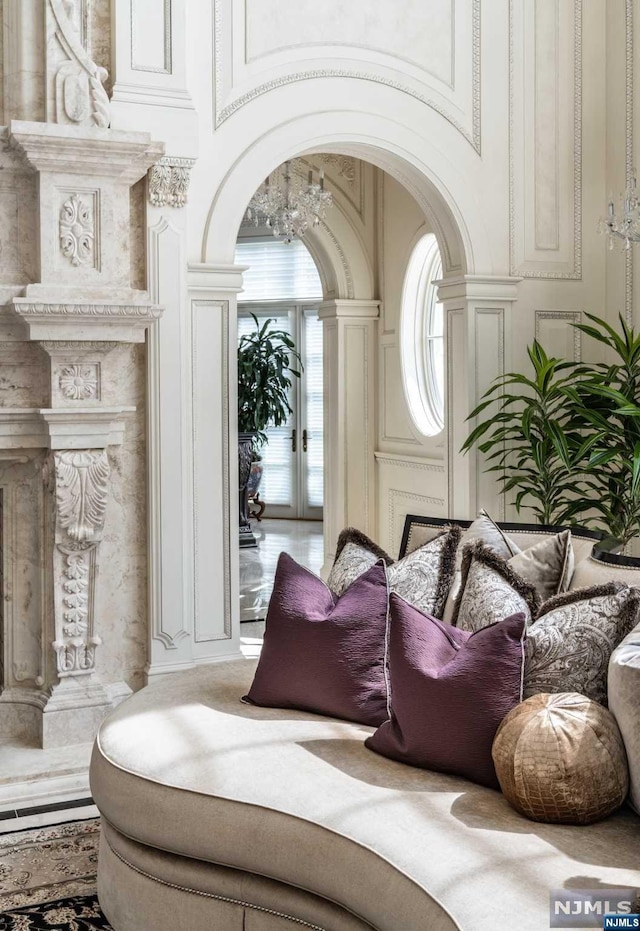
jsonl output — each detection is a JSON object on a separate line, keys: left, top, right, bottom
{"left": 148, "top": 157, "right": 195, "bottom": 208}
{"left": 51, "top": 448, "right": 110, "bottom": 677}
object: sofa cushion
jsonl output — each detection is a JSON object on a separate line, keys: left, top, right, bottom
{"left": 365, "top": 594, "right": 526, "bottom": 789}
{"left": 90, "top": 660, "right": 640, "bottom": 931}
{"left": 452, "top": 542, "right": 540, "bottom": 632}
{"left": 609, "top": 621, "right": 640, "bottom": 813}
{"left": 492, "top": 693, "right": 629, "bottom": 825}
{"left": 244, "top": 552, "right": 389, "bottom": 726}
{"left": 328, "top": 526, "right": 461, "bottom": 619}
{"left": 525, "top": 583, "right": 640, "bottom": 706}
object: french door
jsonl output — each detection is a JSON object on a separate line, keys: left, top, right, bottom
{"left": 238, "top": 303, "right": 323, "bottom": 520}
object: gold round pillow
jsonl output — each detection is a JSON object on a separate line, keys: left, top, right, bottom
{"left": 492, "top": 693, "right": 629, "bottom": 824}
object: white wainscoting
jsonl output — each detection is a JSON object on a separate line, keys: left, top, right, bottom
{"left": 375, "top": 452, "right": 446, "bottom": 556}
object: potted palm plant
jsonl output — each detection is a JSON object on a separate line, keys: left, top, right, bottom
{"left": 462, "top": 314, "right": 640, "bottom": 548}
{"left": 461, "top": 341, "right": 588, "bottom": 525}
{"left": 237, "top": 314, "right": 302, "bottom": 547}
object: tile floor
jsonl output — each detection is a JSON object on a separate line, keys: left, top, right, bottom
{"left": 239, "top": 518, "right": 324, "bottom": 656}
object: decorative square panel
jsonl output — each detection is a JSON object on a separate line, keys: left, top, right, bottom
{"left": 57, "top": 189, "right": 100, "bottom": 271}
{"left": 56, "top": 363, "right": 101, "bottom": 402}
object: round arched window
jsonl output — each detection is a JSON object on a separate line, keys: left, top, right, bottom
{"left": 400, "top": 234, "right": 444, "bottom": 436}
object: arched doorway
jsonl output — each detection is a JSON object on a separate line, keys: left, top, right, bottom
{"left": 147, "top": 102, "right": 518, "bottom": 676}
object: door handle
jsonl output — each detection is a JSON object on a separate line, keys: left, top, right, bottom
{"left": 291, "top": 429, "right": 297, "bottom": 452}
{"left": 302, "top": 429, "right": 308, "bottom": 452}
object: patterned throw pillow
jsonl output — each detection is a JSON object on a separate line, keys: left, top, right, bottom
{"left": 442, "top": 509, "right": 520, "bottom": 623}
{"left": 328, "top": 526, "right": 462, "bottom": 619}
{"left": 326, "top": 529, "right": 394, "bottom": 596}
{"left": 525, "top": 583, "right": 640, "bottom": 707}
{"left": 452, "top": 542, "right": 541, "bottom": 633}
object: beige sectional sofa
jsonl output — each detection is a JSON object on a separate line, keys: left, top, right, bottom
{"left": 90, "top": 517, "right": 640, "bottom": 931}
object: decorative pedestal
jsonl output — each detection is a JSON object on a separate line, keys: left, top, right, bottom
{"left": 238, "top": 433, "right": 258, "bottom": 548}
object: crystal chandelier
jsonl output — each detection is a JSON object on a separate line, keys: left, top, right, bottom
{"left": 245, "top": 161, "right": 333, "bottom": 243}
{"left": 600, "top": 173, "right": 640, "bottom": 249}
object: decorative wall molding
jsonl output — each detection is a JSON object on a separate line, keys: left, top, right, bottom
{"left": 318, "top": 219, "right": 355, "bottom": 299}
{"left": 12, "top": 299, "right": 162, "bottom": 343}
{"left": 509, "top": 0, "right": 583, "bottom": 279}
{"left": 213, "top": 0, "right": 482, "bottom": 152}
{"left": 374, "top": 452, "right": 445, "bottom": 473}
{"left": 190, "top": 299, "right": 232, "bottom": 643}
{"left": 388, "top": 488, "right": 445, "bottom": 550}
{"left": 146, "top": 218, "right": 191, "bottom": 663}
{"left": 131, "top": 0, "right": 173, "bottom": 74}
{"left": 47, "top": 0, "right": 111, "bottom": 128}
{"left": 534, "top": 310, "right": 582, "bottom": 362}
{"left": 39, "top": 340, "right": 116, "bottom": 352}
{"left": 59, "top": 193, "right": 95, "bottom": 267}
{"left": 15, "top": 302, "right": 161, "bottom": 317}
{"left": 474, "top": 307, "right": 505, "bottom": 519}
{"left": 148, "top": 156, "right": 195, "bottom": 208}
{"left": 625, "top": 0, "right": 634, "bottom": 324}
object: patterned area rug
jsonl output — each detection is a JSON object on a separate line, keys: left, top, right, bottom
{"left": 0, "top": 896, "right": 110, "bottom": 930}
{"left": 0, "top": 820, "right": 110, "bottom": 928}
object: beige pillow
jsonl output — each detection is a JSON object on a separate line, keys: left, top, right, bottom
{"left": 508, "top": 529, "right": 574, "bottom": 602}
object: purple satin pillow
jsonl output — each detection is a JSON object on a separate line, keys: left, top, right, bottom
{"left": 366, "top": 594, "right": 526, "bottom": 788}
{"left": 244, "top": 552, "right": 389, "bottom": 726}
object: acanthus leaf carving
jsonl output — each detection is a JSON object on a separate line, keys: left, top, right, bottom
{"left": 48, "top": 0, "right": 111, "bottom": 129}
{"left": 148, "top": 157, "right": 195, "bottom": 208}
{"left": 54, "top": 449, "right": 110, "bottom": 544}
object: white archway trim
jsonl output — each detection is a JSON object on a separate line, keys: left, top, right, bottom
{"left": 196, "top": 103, "right": 492, "bottom": 275}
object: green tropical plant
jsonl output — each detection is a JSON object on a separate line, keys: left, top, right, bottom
{"left": 461, "top": 341, "right": 588, "bottom": 525}
{"left": 567, "top": 313, "right": 640, "bottom": 546}
{"left": 237, "top": 313, "right": 303, "bottom": 449}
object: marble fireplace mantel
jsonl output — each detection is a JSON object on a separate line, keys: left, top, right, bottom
{"left": 0, "top": 119, "right": 164, "bottom": 751}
